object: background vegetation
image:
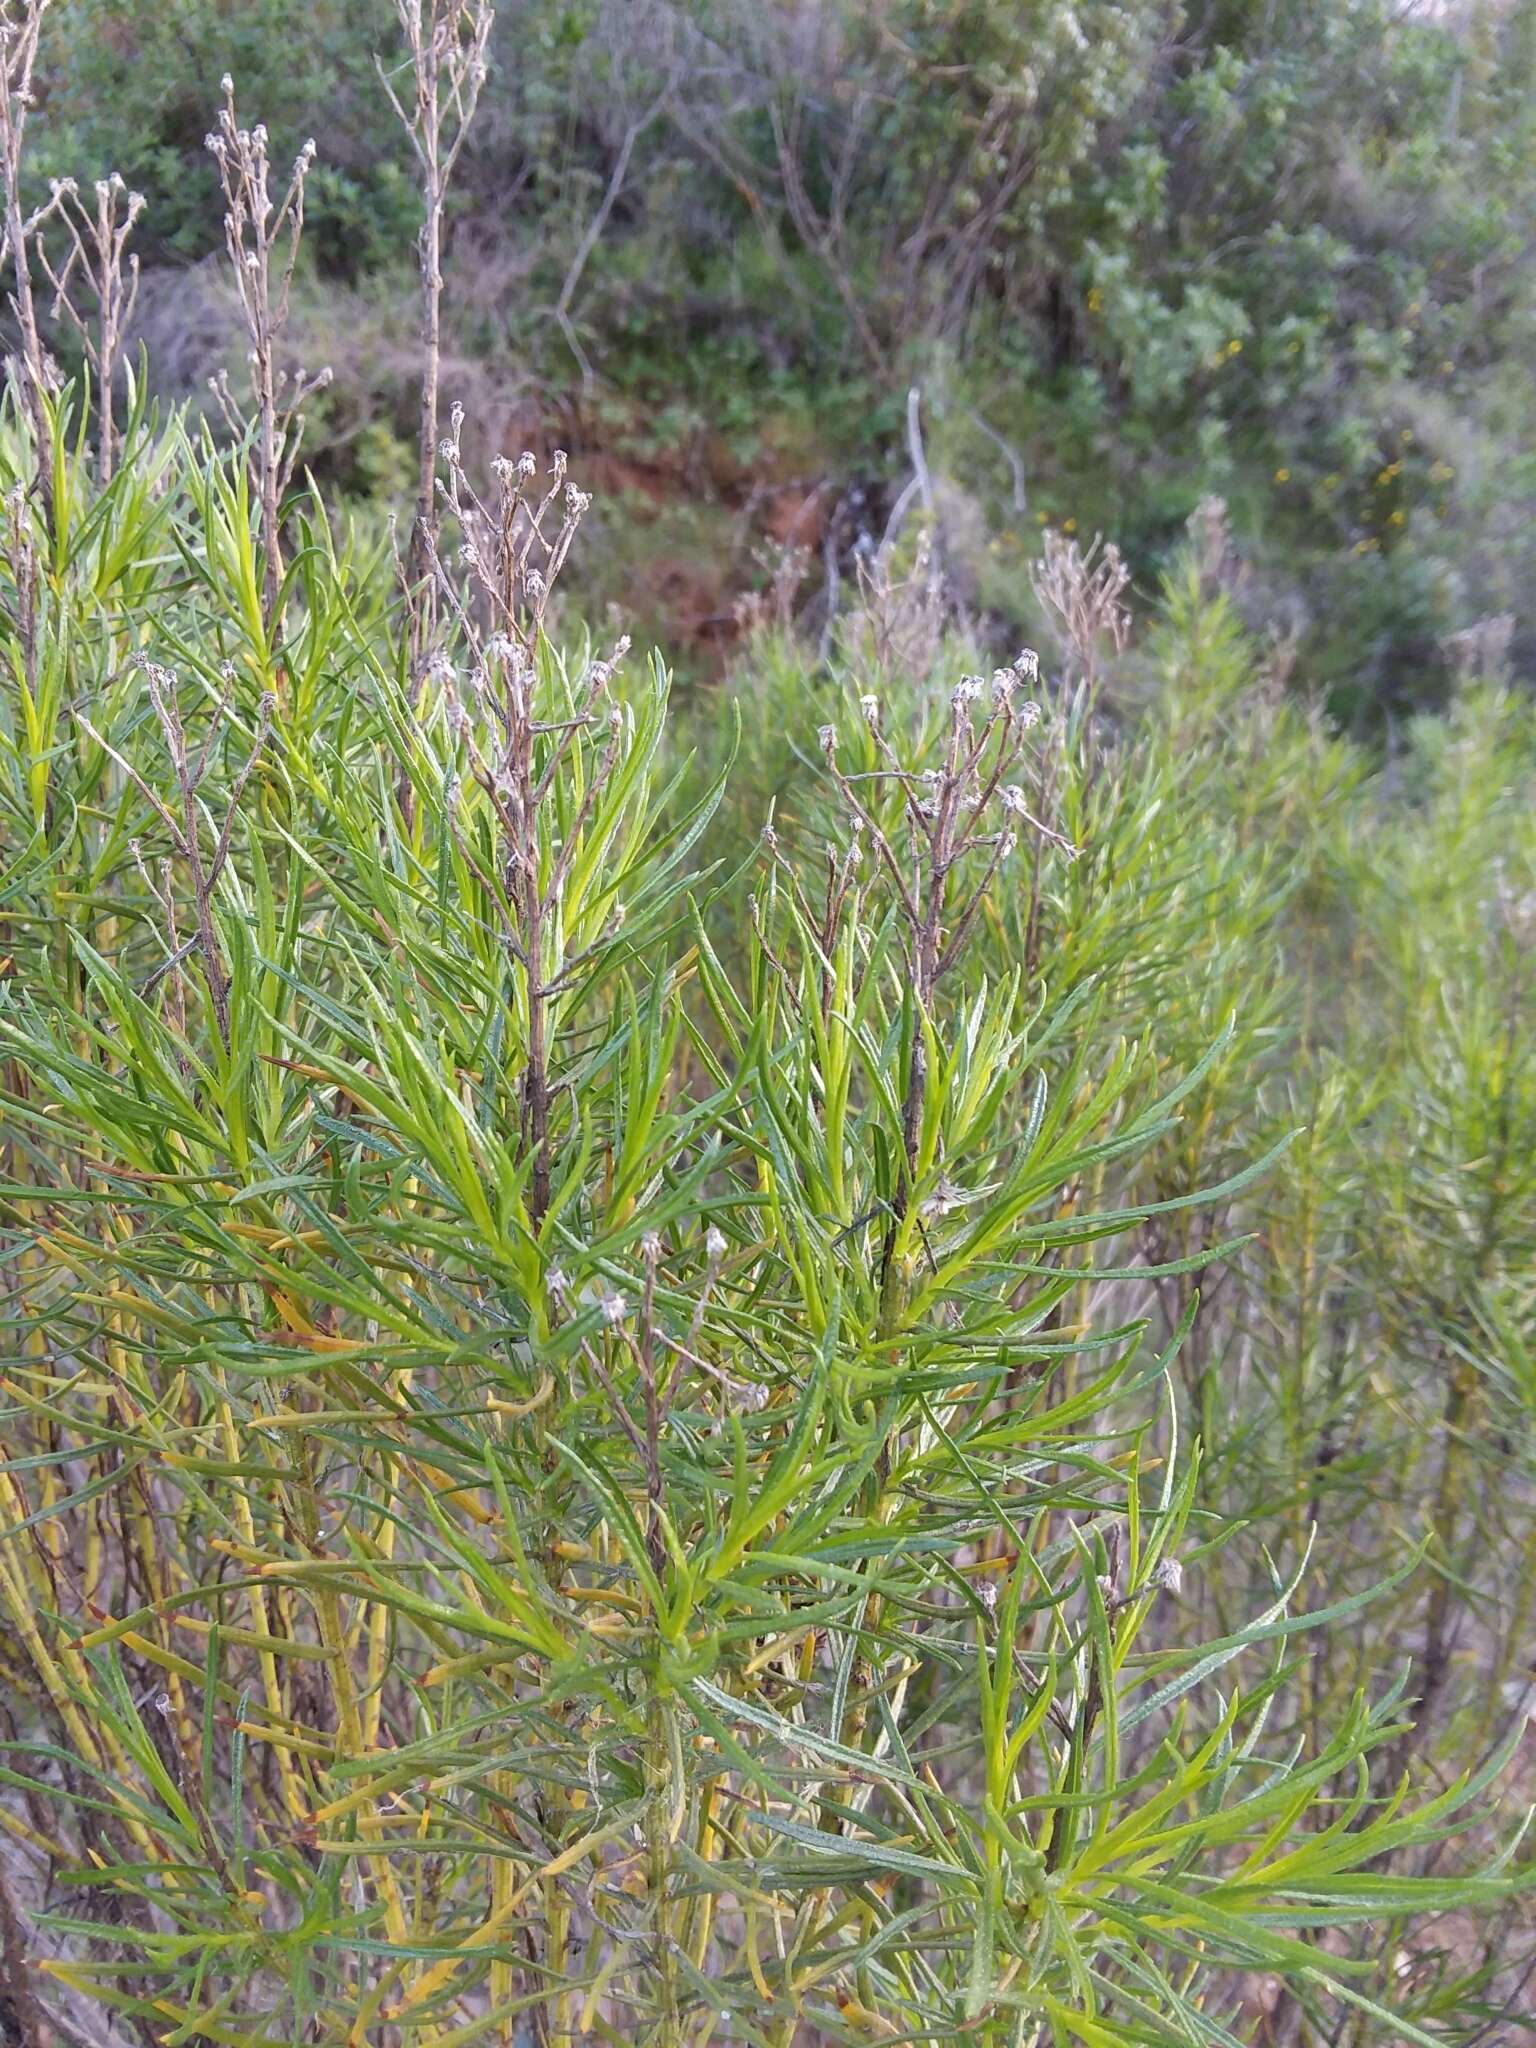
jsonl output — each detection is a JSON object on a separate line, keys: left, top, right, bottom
{"left": 0, "top": 2, "right": 1533, "bottom": 2045}
{"left": 23, "top": 0, "right": 1536, "bottom": 714}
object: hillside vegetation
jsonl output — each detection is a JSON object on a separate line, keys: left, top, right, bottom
{"left": 23, "top": 0, "right": 1536, "bottom": 710}
{"left": 0, "top": 2, "right": 1533, "bottom": 2045}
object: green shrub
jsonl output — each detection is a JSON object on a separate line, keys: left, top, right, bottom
{"left": 0, "top": 377, "right": 1530, "bottom": 2045}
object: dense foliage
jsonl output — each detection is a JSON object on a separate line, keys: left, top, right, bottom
{"left": 0, "top": 387, "right": 1531, "bottom": 2045}
{"left": 26, "top": 0, "right": 1536, "bottom": 707}
{"left": 1, "top": 3, "right": 1534, "bottom": 2043}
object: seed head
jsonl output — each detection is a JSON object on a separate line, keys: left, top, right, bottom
{"left": 1150, "top": 1555, "right": 1183, "bottom": 1598}
{"left": 705, "top": 1225, "right": 727, "bottom": 1262}
{"left": 601, "top": 1292, "right": 629, "bottom": 1328}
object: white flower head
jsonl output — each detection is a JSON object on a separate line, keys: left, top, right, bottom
{"left": 859, "top": 693, "right": 880, "bottom": 724}
{"left": 705, "top": 1225, "right": 727, "bottom": 1262}
{"left": 601, "top": 1292, "right": 629, "bottom": 1328}
{"left": 1016, "top": 647, "right": 1041, "bottom": 684}
{"left": 1150, "top": 1554, "right": 1183, "bottom": 1598}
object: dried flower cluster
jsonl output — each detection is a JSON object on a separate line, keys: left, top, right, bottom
{"left": 205, "top": 77, "right": 330, "bottom": 628}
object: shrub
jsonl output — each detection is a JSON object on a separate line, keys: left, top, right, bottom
{"left": 0, "top": 373, "right": 1530, "bottom": 2043}
{"left": 1, "top": 18, "right": 1533, "bottom": 2044}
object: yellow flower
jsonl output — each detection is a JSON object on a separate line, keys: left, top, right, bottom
{"left": 1226, "top": 338, "right": 1243, "bottom": 355}
{"left": 1322, "top": 474, "right": 1341, "bottom": 490}
{"left": 1389, "top": 508, "right": 1406, "bottom": 526}
{"left": 1274, "top": 467, "right": 1291, "bottom": 483}
{"left": 1063, "top": 517, "right": 1078, "bottom": 534}
{"left": 1353, "top": 537, "right": 1379, "bottom": 554}
{"left": 1086, "top": 286, "right": 1103, "bottom": 313}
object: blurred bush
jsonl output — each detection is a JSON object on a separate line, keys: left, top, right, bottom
{"left": 24, "top": 0, "right": 1536, "bottom": 706}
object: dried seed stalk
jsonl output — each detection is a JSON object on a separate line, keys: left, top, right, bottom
{"left": 377, "top": 0, "right": 495, "bottom": 667}
{"left": 205, "top": 78, "right": 330, "bottom": 634}
{"left": 37, "top": 172, "right": 144, "bottom": 481}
